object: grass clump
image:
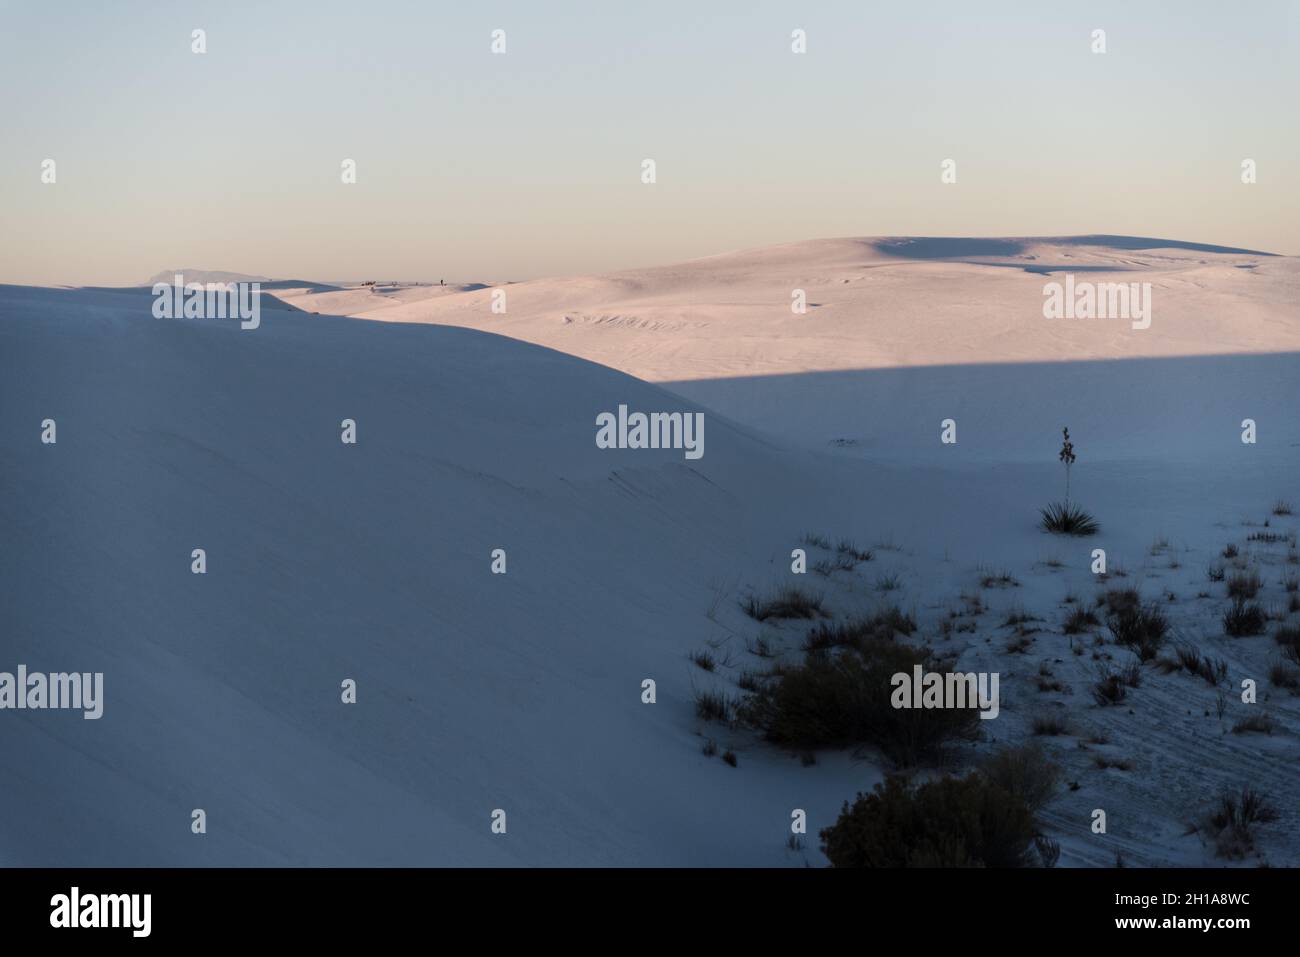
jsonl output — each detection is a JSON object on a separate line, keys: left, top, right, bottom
{"left": 1274, "top": 624, "right": 1300, "bottom": 649}
{"left": 1248, "top": 531, "right": 1285, "bottom": 544}
{"left": 1223, "top": 598, "right": 1266, "bottom": 637}
{"left": 1062, "top": 606, "right": 1100, "bottom": 635}
{"left": 1231, "top": 712, "right": 1277, "bottom": 735}
{"left": 1093, "top": 755, "right": 1135, "bottom": 771}
{"left": 694, "top": 688, "right": 738, "bottom": 724}
{"left": 743, "top": 585, "right": 825, "bottom": 622}
{"left": 1200, "top": 787, "right": 1278, "bottom": 860}
{"left": 1091, "top": 662, "right": 1140, "bottom": 706}
{"left": 1170, "top": 643, "right": 1228, "bottom": 686}
{"left": 835, "top": 539, "right": 873, "bottom": 563}
{"left": 1268, "top": 661, "right": 1299, "bottom": 691}
{"left": 803, "top": 607, "right": 915, "bottom": 652}
{"left": 1103, "top": 588, "right": 1141, "bottom": 614}
{"left": 979, "top": 568, "right": 1020, "bottom": 589}
{"left": 1227, "top": 570, "right": 1262, "bottom": 600}
{"left": 1106, "top": 603, "right": 1168, "bottom": 661}
{"left": 688, "top": 649, "right": 716, "bottom": 672}
{"left": 1031, "top": 711, "right": 1071, "bottom": 736}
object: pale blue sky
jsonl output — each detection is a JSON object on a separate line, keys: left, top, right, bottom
{"left": 2, "top": 0, "right": 1297, "bottom": 284}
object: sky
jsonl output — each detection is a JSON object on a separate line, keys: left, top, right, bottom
{"left": 2, "top": 0, "right": 1298, "bottom": 285}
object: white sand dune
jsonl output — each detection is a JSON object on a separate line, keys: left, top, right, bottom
{"left": 306, "top": 236, "right": 1300, "bottom": 462}
{"left": 324, "top": 235, "right": 1298, "bottom": 375}
{"left": 3, "top": 236, "right": 1298, "bottom": 866}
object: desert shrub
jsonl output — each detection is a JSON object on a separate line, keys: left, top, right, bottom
{"left": 743, "top": 586, "right": 824, "bottom": 622}
{"left": 1063, "top": 606, "right": 1100, "bottom": 634}
{"left": 1207, "top": 563, "right": 1226, "bottom": 583}
{"left": 1227, "top": 571, "right": 1262, "bottom": 600}
{"left": 1202, "top": 787, "right": 1279, "bottom": 859}
{"left": 980, "top": 744, "right": 1060, "bottom": 813}
{"left": 820, "top": 772, "right": 1039, "bottom": 868}
{"left": 1274, "top": 500, "right": 1294, "bottom": 516}
{"left": 738, "top": 639, "right": 979, "bottom": 766}
{"left": 802, "top": 532, "right": 831, "bottom": 549}
{"left": 1040, "top": 501, "right": 1099, "bottom": 536}
{"left": 1223, "top": 543, "right": 1239, "bottom": 559}
{"left": 1107, "top": 603, "right": 1168, "bottom": 660}
{"left": 1223, "top": 599, "right": 1266, "bottom": 637}
{"left": 875, "top": 573, "right": 903, "bottom": 592}
{"left": 721, "top": 750, "right": 738, "bottom": 767}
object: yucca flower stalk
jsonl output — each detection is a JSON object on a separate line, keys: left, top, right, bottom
{"left": 1059, "top": 427, "right": 1076, "bottom": 505}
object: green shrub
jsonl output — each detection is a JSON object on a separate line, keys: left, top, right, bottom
{"left": 979, "top": 744, "right": 1060, "bottom": 813}
{"left": 739, "top": 639, "right": 979, "bottom": 766}
{"left": 820, "top": 772, "right": 1040, "bottom": 867}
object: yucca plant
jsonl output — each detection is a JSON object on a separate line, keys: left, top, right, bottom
{"left": 1041, "top": 427, "right": 1099, "bottom": 535}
